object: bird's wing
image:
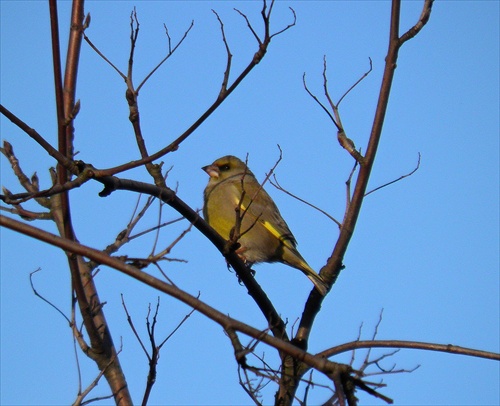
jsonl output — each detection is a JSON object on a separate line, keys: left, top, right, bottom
{"left": 229, "top": 180, "right": 298, "bottom": 250}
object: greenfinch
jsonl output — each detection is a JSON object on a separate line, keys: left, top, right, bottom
{"left": 202, "top": 155, "right": 328, "bottom": 296}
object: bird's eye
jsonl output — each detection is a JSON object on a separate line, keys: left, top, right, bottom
{"left": 219, "top": 164, "right": 230, "bottom": 171}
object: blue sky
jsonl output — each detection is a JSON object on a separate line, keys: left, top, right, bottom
{"left": 1, "top": 1, "right": 499, "bottom": 405}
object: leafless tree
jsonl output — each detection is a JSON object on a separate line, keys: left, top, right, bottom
{"left": 1, "top": 1, "right": 498, "bottom": 405}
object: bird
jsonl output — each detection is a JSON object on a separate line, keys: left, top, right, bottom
{"left": 202, "top": 155, "right": 328, "bottom": 296}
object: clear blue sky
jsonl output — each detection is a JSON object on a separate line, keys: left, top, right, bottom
{"left": 1, "top": 1, "right": 499, "bottom": 405}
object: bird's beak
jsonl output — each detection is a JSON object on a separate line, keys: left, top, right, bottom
{"left": 202, "top": 164, "right": 219, "bottom": 179}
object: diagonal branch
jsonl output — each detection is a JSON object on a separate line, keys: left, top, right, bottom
{"left": 0, "top": 105, "right": 77, "bottom": 173}
{"left": 365, "top": 152, "right": 421, "bottom": 196}
{"left": 271, "top": 174, "right": 341, "bottom": 228}
{"left": 399, "top": 0, "right": 433, "bottom": 45}
{"left": 136, "top": 20, "right": 194, "bottom": 93}
{"left": 95, "top": 175, "right": 288, "bottom": 341}
{"left": 295, "top": 0, "right": 434, "bottom": 350}
{"left": 97, "top": 2, "right": 296, "bottom": 177}
{"left": 0, "top": 213, "right": 349, "bottom": 380}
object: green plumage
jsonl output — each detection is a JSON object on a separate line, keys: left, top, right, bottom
{"left": 202, "top": 155, "right": 328, "bottom": 296}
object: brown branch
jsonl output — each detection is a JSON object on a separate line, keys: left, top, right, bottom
{"left": 282, "top": 1, "right": 434, "bottom": 403}
{"left": 82, "top": 31, "right": 126, "bottom": 80}
{"left": 96, "top": 2, "right": 295, "bottom": 177}
{"left": 0, "top": 105, "right": 77, "bottom": 173}
{"left": 365, "top": 152, "right": 421, "bottom": 196}
{"left": 324, "top": 56, "right": 369, "bottom": 163}
{"left": 130, "top": 215, "right": 185, "bottom": 242}
{"left": 295, "top": 0, "right": 417, "bottom": 348}
{"left": 0, "top": 214, "right": 350, "bottom": 381}
{"left": 345, "top": 157, "right": 360, "bottom": 207}
{"left": 336, "top": 57, "right": 373, "bottom": 107}
{"left": 0, "top": 205, "right": 52, "bottom": 221}
{"left": 1, "top": 169, "right": 93, "bottom": 205}
{"left": 62, "top": 0, "right": 85, "bottom": 162}
{"left": 48, "top": 0, "right": 67, "bottom": 179}
{"left": 127, "top": 8, "right": 140, "bottom": 82}
{"left": 101, "top": 194, "right": 157, "bottom": 258}
{"left": 121, "top": 294, "right": 195, "bottom": 406}
{"left": 320, "top": 340, "right": 500, "bottom": 362}
{"left": 73, "top": 343, "right": 122, "bottom": 406}
{"left": 29, "top": 268, "right": 71, "bottom": 323}
{"left": 136, "top": 20, "right": 194, "bottom": 93}
{"left": 270, "top": 174, "right": 341, "bottom": 228}
{"left": 399, "top": 0, "right": 434, "bottom": 45}
{"left": 270, "top": 7, "right": 296, "bottom": 39}
{"left": 49, "top": 2, "right": 133, "bottom": 403}
{"left": 213, "top": 10, "right": 233, "bottom": 96}
{"left": 1, "top": 141, "right": 51, "bottom": 209}
{"left": 357, "top": 309, "right": 385, "bottom": 374}
{"left": 302, "top": 73, "right": 338, "bottom": 129}
{"left": 152, "top": 222, "right": 193, "bottom": 260}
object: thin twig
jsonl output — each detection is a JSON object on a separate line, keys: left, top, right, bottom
{"left": 337, "top": 57, "right": 373, "bottom": 107}
{"left": 345, "top": 157, "right": 360, "bottom": 208}
{"left": 270, "top": 7, "right": 296, "bottom": 39}
{"left": 270, "top": 175, "right": 341, "bottom": 228}
{"left": 127, "top": 8, "right": 140, "bottom": 80}
{"left": 365, "top": 152, "right": 421, "bottom": 196}
{"left": 213, "top": 10, "right": 233, "bottom": 96}
{"left": 29, "top": 268, "right": 70, "bottom": 323}
{"left": 121, "top": 294, "right": 150, "bottom": 358}
{"left": 137, "top": 20, "right": 194, "bottom": 92}
{"left": 82, "top": 34, "right": 126, "bottom": 79}
{"left": 158, "top": 301, "right": 197, "bottom": 348}
{"left": 303, "top": 73, "right": 338, "bottom": 128}
{"left": 73, "top": 341, "right": 123, "bottom": 406}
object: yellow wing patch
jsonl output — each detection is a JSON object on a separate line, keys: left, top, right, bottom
{"left": 234, "top": 194, "right": 295, "bottom": 250}
{"left": 260, "top": 219, "right": 294, "bottom": 249}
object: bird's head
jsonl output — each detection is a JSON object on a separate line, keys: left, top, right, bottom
{"left": 202, "top": 155, "right": 253, "bottom": 182}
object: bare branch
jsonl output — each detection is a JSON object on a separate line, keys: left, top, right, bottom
{"left": 212, "top": 10, "right": 233, "bottom": 96}
{"left": 1, "top": 169, "right": 93, "bottom": 206}
{"left": 295, "top": 0, "right": 434, "bottom": 353}
{"left": 82, "top": 30, "right": 126, "bottom": 80}
{"left": 136, "top": 20, "right": 194, "bottom": 92}
{"left": 0, "top": 204, "right": 52, "bottom": 221}
{"left": 270, "top": 175, "right": 341, "bottom": 228}
{"left": 345, "top": 157, "right": 360, "bottom": 207}
{"left": 127, "top": 7, "right": 140, "bottom": 80}
{"left": 153, "top": 222, "right": 193, "bottom": 260}
{"left": 270, "top": 7, "right": 296, "bottom": 39}
{"left": 336, "top": 57, "right": 373, "bottom": 107}
{"left": 29, "top": 268, "right": 70, "bottom": 323}
{"left": 320, "top": 340, "right": 500, "bottom": 362}
{"left": 158, "top": 301, "right": 197, "bottom": 349}
{"left": 121, "top": 295, "right": 150, "bottom": 359}
{"left": 234, "top": 8, "right": 262, "bottom": 45}
{"left": 365, "top": 152, "right": 421, "bottom": 196}
{"left": 0, "top": 214, "right": 352, "bottom": 378}
{"left": 97, "top": 3, "right": 295, "bottom": 176}
{"left": 0, "top": 105, "right": 77, "bottom": 173}
{"left": 73, "top": 342, "right": 123, "bottom": 406}
{"left": 302, "top": 73, "right": 339, "bottom": 128}
{"left": 399, "top": 0, "right": 434, "bottom": 45}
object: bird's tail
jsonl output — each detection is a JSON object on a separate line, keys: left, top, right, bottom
{"left": 282, "top": 246, "right": 328, "bottom": 296}
{"left": 305, "top": 271, "right": 328, "bottom": 296}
